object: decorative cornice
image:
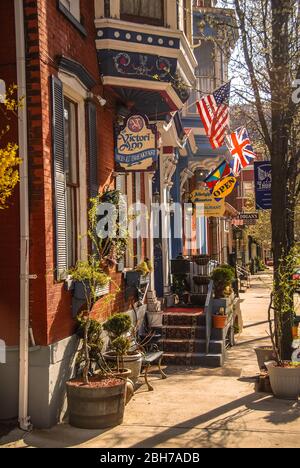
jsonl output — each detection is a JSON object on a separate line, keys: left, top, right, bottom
{"left": 58, "top": 56, "right": 97, "bottom": 90}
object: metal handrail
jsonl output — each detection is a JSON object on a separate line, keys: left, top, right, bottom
{"left": 236, "top": 265, "right": 249, "bottom": 276}
{"left": 236, "top": 264, "right": 251, "bottom": 288}
{"left": 205, "top": 280, "right": 214, "bottom": 354}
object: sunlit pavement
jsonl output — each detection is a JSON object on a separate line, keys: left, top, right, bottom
{"left": 2, "top": 271, "right": 300, "bottom": 449}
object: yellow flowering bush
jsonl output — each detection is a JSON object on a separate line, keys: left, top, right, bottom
{"left": 0, "top": 84, "right": 22, "bottom": 209}
{"left": 0, "top": 143, "right": 21, "bottom": 208}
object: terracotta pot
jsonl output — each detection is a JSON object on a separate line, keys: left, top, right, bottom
{"left": 266, "top": 361, "right": 300, "bottom": 400}
{"left": 213, "top": 314, "right": 227, "bottom": 329}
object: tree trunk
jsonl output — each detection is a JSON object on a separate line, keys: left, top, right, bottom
{"left": 271, "top": 0, "right": 294, "bottom": 360}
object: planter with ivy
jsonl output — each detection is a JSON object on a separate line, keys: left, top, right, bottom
{"left": 265, "top": 246, "right": 300, "bottom": 399}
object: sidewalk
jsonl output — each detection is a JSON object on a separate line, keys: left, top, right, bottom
{"left": 2, "top": 272, "right": 300, "bottom": 449}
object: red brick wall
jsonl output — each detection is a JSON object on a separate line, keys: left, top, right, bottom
{"left": 23, "top": 0, "right": 129, "bottom": 346}
{"left": 0, "top": 1, "right": 20, "bottom": 345}
{"left": 0, "top": 1, "right": 145, "bottom": 346}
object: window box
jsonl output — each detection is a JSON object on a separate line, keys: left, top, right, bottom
{"left": 65, "top": 278, "right": 110, "bottom": 316}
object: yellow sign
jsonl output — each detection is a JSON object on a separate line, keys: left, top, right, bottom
{"left": 191, "top": 189, "right": 225, "bottom": 217}
{"left": 212, "top": 176, "right": 237, "bottom": 199}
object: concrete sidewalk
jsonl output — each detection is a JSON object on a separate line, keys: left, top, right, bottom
{"left": 2, "top": 272, "right": 300, "bottom": 448}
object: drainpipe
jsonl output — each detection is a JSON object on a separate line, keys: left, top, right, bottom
{"left": 14, "top": 0, "right": 31, "bottom": 431}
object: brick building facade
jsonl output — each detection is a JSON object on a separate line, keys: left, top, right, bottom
{"left": 0, "top": 0, "right": 136, "bottom": 428}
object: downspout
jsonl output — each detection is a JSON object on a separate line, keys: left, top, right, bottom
{"left": 14, "top": 0, "right": 31, "bottom": 431}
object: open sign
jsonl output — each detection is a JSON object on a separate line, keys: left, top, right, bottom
{"left": 212, "top": 176, "right": 237, "bottom": 199}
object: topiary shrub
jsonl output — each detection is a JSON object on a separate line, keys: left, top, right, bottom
{"left": 212, "top": 266, "right": 235, "bottom": 299}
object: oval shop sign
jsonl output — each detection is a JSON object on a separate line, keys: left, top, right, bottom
{"left": 212, "top": 176, "right": 237, "bottom": 199}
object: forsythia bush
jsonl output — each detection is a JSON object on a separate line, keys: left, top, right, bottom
{"left": 0, "top": 142, "right": 21, "bottom": 208}
{"left": 0, "top": 84, "right": 22, "bottom": 209}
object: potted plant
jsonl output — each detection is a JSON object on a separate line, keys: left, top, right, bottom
{"left": 193, "top": 275, "right": 210, "bottom": 286}
{"left": 265, "top": 246, "right": 300, "bottom": 399}
{"left": 66, "top": 258, "right": 127, "bottom": 429}
{"left": 126, "top": 259, "right": 152, "bottom": 286}
{"left": 103, "top": 313, "right": 143, "bottom": 386}
{"left": 96, "top": 188, "right": 129, "bottom": 268}
{"left": 66, "top": 198, "right": 127, "bottom": 429}
{"left": 193, "top": 254, "right": 210, "bottom": 266}
{"left": 213, "top": 307, "right": 227, "bottom": 329}
{"left": 211, "top": 265, "right": 235, "bottom": 299}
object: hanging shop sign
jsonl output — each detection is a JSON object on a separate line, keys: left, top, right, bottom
{"left": 212, "top": 176, "right": 237, "bottom": 199}
{"left": 238, "top": 213, "right": 259, "bottom": 221}
{"left": 254, "top": 161, "right": 272, "bottom": 210}
{"left": 191, "top": 189, "right": 225, "bottom": 217}
{"left": 115, "top": 114, "right": 158, "bottom": 172}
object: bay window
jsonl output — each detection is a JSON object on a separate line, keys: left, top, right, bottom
{"left": 120, "top": 0, "right": 164, "bottom": 26}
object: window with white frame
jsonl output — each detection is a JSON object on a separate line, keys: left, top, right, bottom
{"left": 243, "top": 181, "right": 254, "bottom": 198}
{"left": 60, "top": 0, "right": 80, "bottom": 22}
{"left": 120, "top": 0, "right": 164, "bottom": 26}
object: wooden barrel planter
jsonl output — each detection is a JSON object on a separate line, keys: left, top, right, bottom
{"left": 66, "top": 377, "right": 126, "bottom": 429}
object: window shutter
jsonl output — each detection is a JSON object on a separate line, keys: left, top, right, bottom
{"left": 87, "top": 101, "right": 98, "bottom": 198}
{"left": 116, "top": 174, "right": 125, "bottom": 272}
{"left": 51, "top": 75, "right": 67, "bottom": 281}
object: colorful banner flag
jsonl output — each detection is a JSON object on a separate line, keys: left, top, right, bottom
{"left": 204, "top": 160, "right": 233, "bottom": 192}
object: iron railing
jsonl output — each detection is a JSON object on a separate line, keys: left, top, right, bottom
{"left": 204, "top": 260, "right": 218, "bottom": 354}
{"left": 204, "top": 280, "right": 214, "bottom": 354}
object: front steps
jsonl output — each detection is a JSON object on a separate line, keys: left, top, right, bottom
{"left": 160, "top": 309, "right": 225, "bottom": 367}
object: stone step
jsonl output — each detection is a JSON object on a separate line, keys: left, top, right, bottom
{"left": 162, "top": 313, "right": 206, "bottom": 327}
{"left": 161, "top": 339, "right": 223, "bottom": 354}
{"left": 163, "top": 352, "right": 225, "bottom": 367}
{"left": 161, "top": 325, "right": 206, "bottom": 340}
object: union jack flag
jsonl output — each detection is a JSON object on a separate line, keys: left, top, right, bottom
{"left": 196, "top": 82, "right": 231, "bottom": 149}
{"left": 226, "top": 127, "right": 256, "bottom": 175}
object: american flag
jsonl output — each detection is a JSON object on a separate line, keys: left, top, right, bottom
{"left": 226, "top": 127, "right": 257, "bottom": 175}
{"left": 196, "top": 81, "right": 231, "bottom": 149}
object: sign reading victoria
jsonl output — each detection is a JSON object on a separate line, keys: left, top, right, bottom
{"left": 115, "top": 114, "right": 158, "bottom": 172}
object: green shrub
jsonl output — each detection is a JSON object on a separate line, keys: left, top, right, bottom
{"left": 103, "top": 313, "right": 132, "bottom": 339}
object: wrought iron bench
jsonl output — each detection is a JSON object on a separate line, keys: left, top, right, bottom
{"left": 135, "top": 331, "right": 167, "bottom": 391}
{"left": 142, "top": 348, "right": 167, "bottom": 391}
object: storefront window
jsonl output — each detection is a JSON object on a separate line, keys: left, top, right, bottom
{"left": 120, "top": 0, "right": 164, "bottom": 26}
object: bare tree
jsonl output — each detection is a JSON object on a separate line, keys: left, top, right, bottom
{"left": 200, "top": 0, "right": 300, "bottom": 357}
